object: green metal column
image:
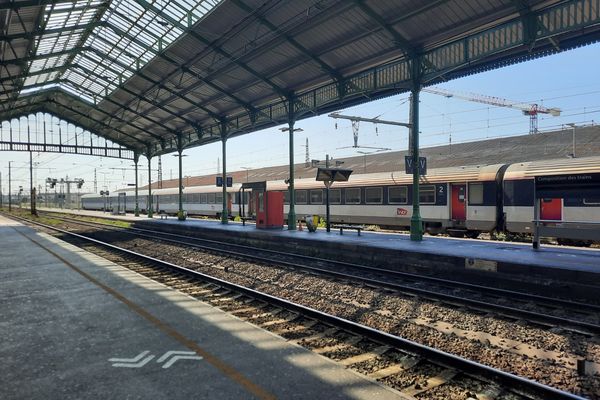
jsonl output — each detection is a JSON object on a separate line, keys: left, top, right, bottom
{"left": 30, "top": 150, "right": 36, "bottom": 216}
{"left": 147, "top": 155, "right": 153, "bottom": 218}
{"left": 178, "top": 148, "right": 185, "bottom": 220}
{"left": 8, "top": 161, "right": 12, "bottom": 212}
{"left": 285, "top": 96, "right": 297, "bottom": 230}
{"left": 410, "top": 60, "right": 423, "bottom": 241}
{"left": 134, "top": 153, "right": 140, "bottom": 217}
{"left": 221, "top": 135, "right": 228, "bottom": 224}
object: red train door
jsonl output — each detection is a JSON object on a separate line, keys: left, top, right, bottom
{"left": 451, "top": 184, "right": 466, "bottom": 220}
{"left": 540, "top": 198, "right": 562, "bottom": 220}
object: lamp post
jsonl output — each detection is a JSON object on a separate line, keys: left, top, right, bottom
{"left": 567, "top": 123, "right": 576, "bottom": 158}
{"left": 241, "top": 167, "right": 252, "bottom": 183}
{"left": 315, "top": 165, "right": 353, "bottom": 233}
{"left": 173, "top": 153, "right": 188, "bottom": 220}
{"left": 312, "top": 155, "right": 345, "bottom": 232}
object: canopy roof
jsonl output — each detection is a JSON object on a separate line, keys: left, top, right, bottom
{"left": 2, "top": 0, "right": 600, "bottom": 156}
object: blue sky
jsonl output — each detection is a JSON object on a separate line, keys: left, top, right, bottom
{"left": 2, "top": 42, "right": 599, "bottom": 194}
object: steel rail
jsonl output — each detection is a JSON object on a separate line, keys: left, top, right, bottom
{"left": 39, "top": 213, "right": 600, "bottom": 308}
{"left": 30, "top": 212, "right": 600, "bottom": 334}
{"left": 9, "top": 214, "right": 587, "bottom": 400}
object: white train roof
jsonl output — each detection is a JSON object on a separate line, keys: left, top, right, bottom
{"left": 267, "top": 163, "right": 505, "bottom": 191}
{"left": 504, "top": 156, "right": 600, "bottom": 180}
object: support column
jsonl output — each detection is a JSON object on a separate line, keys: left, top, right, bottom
{"left": 178, "top": 147, "right": 185, "bottom": 221}
{"left": 30, "top": 151, "right": 36, "bottom": 215}
{"left": 147, "top": 154, "right": 153, "bottom": 218}
{"left": 221, "top": 134, "right": 228, "bottom": 224}
{"left": 134, "top": 153, "right": 140, "bottom": 216}
{"left": 8, "top": 162, "right": 11, "bottom": 212}
{"left": 288, "top": 99, "right": 296, "bottom": 231}
{"left": 325, "top": 154, "right": 331, "bottom": 233}
{"left": 410, "top": 59, "right": 423, "bottom": 241}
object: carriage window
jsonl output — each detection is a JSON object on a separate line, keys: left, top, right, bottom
{"left": 345, "top": 188, "right": 361, "bottom": 204}
{"left": 584, "top": 197, "right": 600, "bottom": 205}
{"left": 200, "top": 193, "right": 207, "bottom": 203}
{"left": 207, "top": 193, "right": 216, "bottom": 204}
{"left": 388, "top": 186, "right": 408, "bottom": 204}
{"left": 468, "top": 183, "right": 484, "bottom": 205}
{"left": 365, "top": 187, "right": 383, "bottom": 204}
{"left": 283, "top": 190, "right": 290, "bottom": 204}
{"left": 258, "top": 192, "right": 264, "bottom": 212}
{"left": 310, "top": 190, "right": 323, "bottom": 204}
{"left": 296, "top": 190, "right": 307, "bottom": 204}
{"left": 419, "top": 185, "right": 436, "bottom": 204}
{"left": 216, "top": 192, "right": 223, "bottom": 204}
{"left": 330, "top": 189, "right": 341, "bottom": 204}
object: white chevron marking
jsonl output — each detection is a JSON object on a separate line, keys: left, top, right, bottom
{"left": 156, "top": 350, "right": 197, "bottom": 363}
{"left": 109, "top": 350, "right": 150, "bottom": 363}
{"left": 111, "top": 355, "right": 155, "bottom": 368}
{"left": 161, "top": 355, "right": 203, "bottom": 369}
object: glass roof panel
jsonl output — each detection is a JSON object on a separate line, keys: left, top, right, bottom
{"left": 22, "top": 0, "right": 224, "bottom": 103}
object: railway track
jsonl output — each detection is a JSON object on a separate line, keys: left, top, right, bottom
{"left": 37, "top": 212, "right": 600, "bottom": 336}
{"left": 7, "top": 213, "right": 587, "bottom": 400}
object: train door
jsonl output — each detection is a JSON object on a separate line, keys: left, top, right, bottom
{"left": 451, "top": 184, "right": 466, "bottom": 220}
{"left": 540, "top": 198, "right": 562, "bottom": 220}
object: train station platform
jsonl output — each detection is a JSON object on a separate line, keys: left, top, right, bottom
{"left": 37, "top": 208, "right": 600, "bottom": 298}
{"left": 0, "top": 215, "right": 403, "bottom": 400}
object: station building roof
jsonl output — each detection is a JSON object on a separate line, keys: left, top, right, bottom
{"left": 150, "top": 125, "right": 600, "bottom": 189}
{"left": 2, "top": 0, "right": 600, "bottom": 155}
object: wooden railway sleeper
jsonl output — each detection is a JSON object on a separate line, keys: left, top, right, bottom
{"left": 401, "top": 368, "right": 458, "bottom": 396}
{"left": 259, "top": 313, "right": 300, "bottom": 328}
{"left": 367, "top": 357, "right": 420, "bottom": 380}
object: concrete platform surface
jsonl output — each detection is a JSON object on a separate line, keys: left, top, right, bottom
{"left": 0, "top": 215, "right": 404, "bottom": 400}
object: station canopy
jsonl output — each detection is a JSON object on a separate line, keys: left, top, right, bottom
{"left": 1, "top": 0, "right": 599, "bottom": 156}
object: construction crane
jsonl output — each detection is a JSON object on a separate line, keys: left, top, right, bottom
{"left": 422, "top": 87, "right": 561, "bottom": 134}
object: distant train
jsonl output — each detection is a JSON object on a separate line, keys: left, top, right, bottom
{"left": 81, "top": 156, "right": 600, "bottom": 241}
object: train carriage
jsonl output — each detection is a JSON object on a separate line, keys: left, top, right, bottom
{"left": 268, "top": 163, "right": 505, "bottom": 236}
{"left": 153, "top": 184, "right": 243, "bottom": 217}
{"left": 503, "top": 156, "right": 600, "bottom": 235}
{"left": 80, "top": 156, "right": 600, "bottom": 243}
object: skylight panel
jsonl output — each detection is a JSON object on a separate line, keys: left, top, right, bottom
{"left": 21, "top": 0, "right": 224, "bottom": 103}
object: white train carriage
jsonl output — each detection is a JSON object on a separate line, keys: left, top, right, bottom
{"left": 267, "top": 163, "right": 505, "bottom": 236}
{"left": 153, "top": 184, "right": 243, "bottom": 217}
{"left": 81, "top": 189, "right": 143, "bottom": 213}
{"left": 80, "top": 156, "right": 600, "bottom": 244}
{"left": 503, "top": 156, "right": 600, "bottom": 235}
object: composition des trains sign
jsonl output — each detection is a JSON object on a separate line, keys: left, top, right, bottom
{"left": 535, "top": 173, "right": 600, "bottom": 199}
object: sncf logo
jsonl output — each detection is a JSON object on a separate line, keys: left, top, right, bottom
{"left": 396, "top": 208, "right": 408, "bottom": 216}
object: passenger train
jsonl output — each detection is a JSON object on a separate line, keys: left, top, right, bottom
{"left": 82, "top": 156, "right": 600, "bottom": 240}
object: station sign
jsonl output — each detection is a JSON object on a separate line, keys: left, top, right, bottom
{"left": 216, "top": 176, "right": 233, "bottom": 187}
{"left": 535, "top": 173, "right": 600, "bottom": 199}
{"left": 405, "top": 156, "right": 427, "bottom": 175}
